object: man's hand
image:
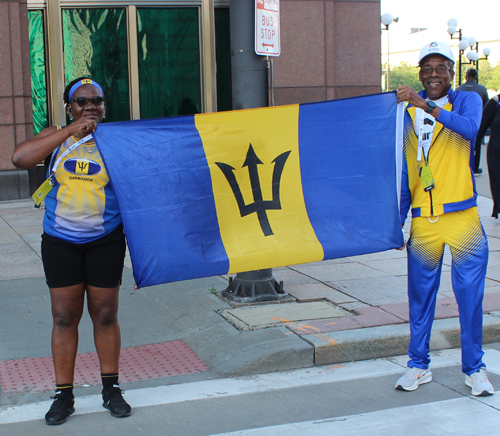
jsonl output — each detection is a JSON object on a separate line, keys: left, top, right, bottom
{"left": 396, "top": 225, "right": 406, "bottom": 250}
{"left": 396, "top": 86, "right": 427, "bottom": 109}
{"left": 396, "top": 85, "right": 441, "bottom": 118}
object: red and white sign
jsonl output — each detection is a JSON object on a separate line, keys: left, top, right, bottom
{"left": 255, "top": 0, "right": 280, "bottom": 57}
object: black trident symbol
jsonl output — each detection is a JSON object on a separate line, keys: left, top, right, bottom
{"left": 215, "top": 144, "right": 291, "bottom": 237}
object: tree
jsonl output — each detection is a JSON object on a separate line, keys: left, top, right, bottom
{"left": 476, "top": 61, "right": 500, "bottom": 93}
{"left": 383, "top": 62, "right": 423, "bottom": 92}
{"left": 383, "top": 60, "right": 500, "bottom": 94}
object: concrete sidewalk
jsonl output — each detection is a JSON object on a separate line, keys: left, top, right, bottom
{"left": 1, "top": 193, "right": 500, "bottom": 408}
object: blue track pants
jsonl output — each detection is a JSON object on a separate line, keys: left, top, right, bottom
{"left": 406, "top": 207, "right": 488, "bottom": 375}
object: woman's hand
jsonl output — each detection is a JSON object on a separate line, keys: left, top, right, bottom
{"left": 67, "top": 117, "right": 98, "bottom": 138}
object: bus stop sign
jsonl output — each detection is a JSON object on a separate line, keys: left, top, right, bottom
{"left": 255, "top": 0, "right": 280, "bottom": 56}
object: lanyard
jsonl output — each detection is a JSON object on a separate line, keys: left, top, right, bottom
{"left": 32, "top": 134, "right": 94, "bottom": 208}
{"left": 416, "top": 114, "right": 435, "bottom": 162}
{"left": 51, "top": 134, "right": 93, "bottom": 174}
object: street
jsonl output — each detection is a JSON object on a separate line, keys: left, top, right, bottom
{"left": 1, "top": 345, "right": 500, "bottom": 435}
{"left": 1, "top": 143, "right": 498, "bottom": 435}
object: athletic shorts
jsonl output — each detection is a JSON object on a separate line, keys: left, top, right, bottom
{"left": 41, "top": 225, "right": 126, "bottom": 289}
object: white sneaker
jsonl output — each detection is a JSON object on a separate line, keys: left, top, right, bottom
{"left": 465, "top": 367, "right": 495, "bottom": 396}
{"left": 395, "top": 367, "right": 433, "bottom": 391}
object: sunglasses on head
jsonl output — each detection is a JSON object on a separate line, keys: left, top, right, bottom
{"left": 72, "top": 96, "right": 104, "bottom": 108}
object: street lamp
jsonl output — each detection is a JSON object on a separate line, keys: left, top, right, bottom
{"left": 447, "top": 18, "right": 491, "bottom": 85}
{"left": 381, "top": 13, "right": 399, "bottom": 91}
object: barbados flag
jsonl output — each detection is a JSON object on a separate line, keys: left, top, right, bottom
{"left": 94, "top": 92, "right": 404, "bottom": 288}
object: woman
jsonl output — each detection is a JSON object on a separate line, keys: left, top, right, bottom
{"left": 477, "top": 94, "right": 500, "bottom": 218}
{"left": 11, "top": 77, "right": 131, "bottom": 425}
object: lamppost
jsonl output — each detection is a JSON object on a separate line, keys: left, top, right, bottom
{"left": 447, "top": 18, "right": 491, "bottom": 85}
{"left": 381, "top": 13, "right": 399, "bottom": 91}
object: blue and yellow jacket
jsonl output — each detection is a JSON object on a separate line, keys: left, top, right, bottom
{"left": 400, "top": 88, "right": 482, "bottom": 225}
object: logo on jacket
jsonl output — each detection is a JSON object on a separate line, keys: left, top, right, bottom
{"left": 64, "top": 158, "right": 102, "bottom": 176}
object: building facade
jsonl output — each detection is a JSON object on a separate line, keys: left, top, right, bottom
{"left": 0, "top": 0, "right": 382, "bottom": 200}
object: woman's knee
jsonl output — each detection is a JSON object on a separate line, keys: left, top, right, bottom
{"left": 52, "top": 309, "right": 82, "bottom": 330}
{"left": 50, "top": 284, "right": 85, "bottom": 330}
{"left": 87, "top": 286, "right": 120, "bottom": 328}
{"left": 90, "top": 306, "right": 119, "bottom": 328}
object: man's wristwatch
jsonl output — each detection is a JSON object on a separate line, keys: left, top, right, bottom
{"left": 425, "top": 100, "right": 437, "bottom": 114}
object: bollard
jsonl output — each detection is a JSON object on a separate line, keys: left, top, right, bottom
{"left": 222, "top": 269, "right": 287, "bottom": 304}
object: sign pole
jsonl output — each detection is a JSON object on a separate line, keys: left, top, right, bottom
{"left": 223, "top": 0, "right": 287, "bottom": 303}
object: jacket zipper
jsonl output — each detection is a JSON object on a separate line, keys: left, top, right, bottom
{"left": 426, "top": 150, "right": 434, "bottom": 216}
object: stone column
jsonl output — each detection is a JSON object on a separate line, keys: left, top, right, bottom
{"left": 0, "top": 0, "right": 34, "bottom": 200}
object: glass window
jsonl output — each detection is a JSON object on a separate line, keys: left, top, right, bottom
{"left": 28, "top": 10, "right": 48, "bottom": 135}
{"left": 62, "top": 8, "right": 130, "bottom": 122}
{"left": 137, "top": 8, "right": 201, "bottom": 119}
{"left": 215, "top": 8, "right": 231, "bottom": 112}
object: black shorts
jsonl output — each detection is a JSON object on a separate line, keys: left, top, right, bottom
{"left": 41, "top": 225, "right": 126, "bottom": 288}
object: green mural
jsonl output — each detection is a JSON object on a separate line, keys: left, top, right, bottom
{"left": 62, "top": 8, "right": 130, "bottom": 122}
{"left": 28, "top": 10, "right": 48, "bottom": 135}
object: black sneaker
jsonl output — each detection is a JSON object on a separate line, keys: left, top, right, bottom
{"left": 102, "top": 386, "right": 131, "bottom": 418}
{"left": 45, "top": 392, "right": 75, "bottom": 425}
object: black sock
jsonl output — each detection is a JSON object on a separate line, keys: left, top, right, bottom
{"left": 56, "top": 384, "right": 74, "bottom": 397}
{"left": 102, "top": 373, "right": 119, "bottom": 391}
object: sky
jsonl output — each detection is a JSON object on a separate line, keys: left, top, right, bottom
{"left": 380, "top": 0, "right": 500, "bottom": 65}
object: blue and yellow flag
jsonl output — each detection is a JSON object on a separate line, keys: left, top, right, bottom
{"left": 94, "top": 92, "right": 403, "bottom": 288}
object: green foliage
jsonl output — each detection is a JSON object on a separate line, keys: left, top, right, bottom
{"left": 476, "top": 61, "right": 500, "bottom": 92}
{"left": 383, "top": 60, "right": 500, "bottom": 94}
{"left": 382, "top": 62, "right": 423, "bottom": 92}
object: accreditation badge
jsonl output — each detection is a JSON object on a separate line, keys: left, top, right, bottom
{"left": 419, "top": 163, "right": 434, "bottom": 192}
{"left": 32, "top": 175, "right": 55, "bottom": 208}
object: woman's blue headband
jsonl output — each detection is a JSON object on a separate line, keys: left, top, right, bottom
{"left": 68, "top": 79, "right": 104, "bottom": 102}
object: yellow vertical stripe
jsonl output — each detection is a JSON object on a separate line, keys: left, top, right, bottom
{"left": 195, "top": 105, "right": 324, "bottom": 273}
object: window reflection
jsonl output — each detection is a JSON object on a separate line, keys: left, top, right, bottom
{"left": 62, "top": 8, "right": 130, "bottom": 122}
{"left": 137, "top": 8, "right": 201, "bottom": 119}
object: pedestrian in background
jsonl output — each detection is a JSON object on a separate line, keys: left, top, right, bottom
{"left": 395, "top": 41, "right": 494, "bottom": 396}
{"left": 477, "top": 94, "right": 500, "bottom": 217}
{"left": 11, "top": 77, "right": 132, "bottom": 425}
{"left": 456, "top": 68, "right": 489, "bottom": 174}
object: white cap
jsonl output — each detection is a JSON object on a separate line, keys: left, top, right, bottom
{"left": 418, "top": 41, "right": 455, "bottom": 64}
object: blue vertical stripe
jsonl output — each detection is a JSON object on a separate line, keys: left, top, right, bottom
{"left": 298, "top": 93, "right": 403, "bottom": 259}
{"left": 94, "top": 116, "right": 229, "bottom": 287}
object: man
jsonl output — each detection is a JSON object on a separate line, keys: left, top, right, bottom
{"left": 395, "top": 41, "right": 494, "bottom": 396}
{"left": 457, "top": 68, "right": 489, "bottom": 107}
{"left": 456, "top": 68, "right": 489, "bottom": 174}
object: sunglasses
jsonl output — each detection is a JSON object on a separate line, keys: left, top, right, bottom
{"left": 72, "top": 96, "right": 105, "bottom": 108}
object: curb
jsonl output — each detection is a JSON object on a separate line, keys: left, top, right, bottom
{"left": 301, "top": 312, "right": 500, "bottom": 366}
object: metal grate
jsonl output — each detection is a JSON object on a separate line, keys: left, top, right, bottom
{"left": 0, "top": 341, "right": 208, "bottom": 392}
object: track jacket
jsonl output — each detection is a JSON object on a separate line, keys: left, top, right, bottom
{"left": 400, "top": 87, "right": 482, "bottom": 225}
